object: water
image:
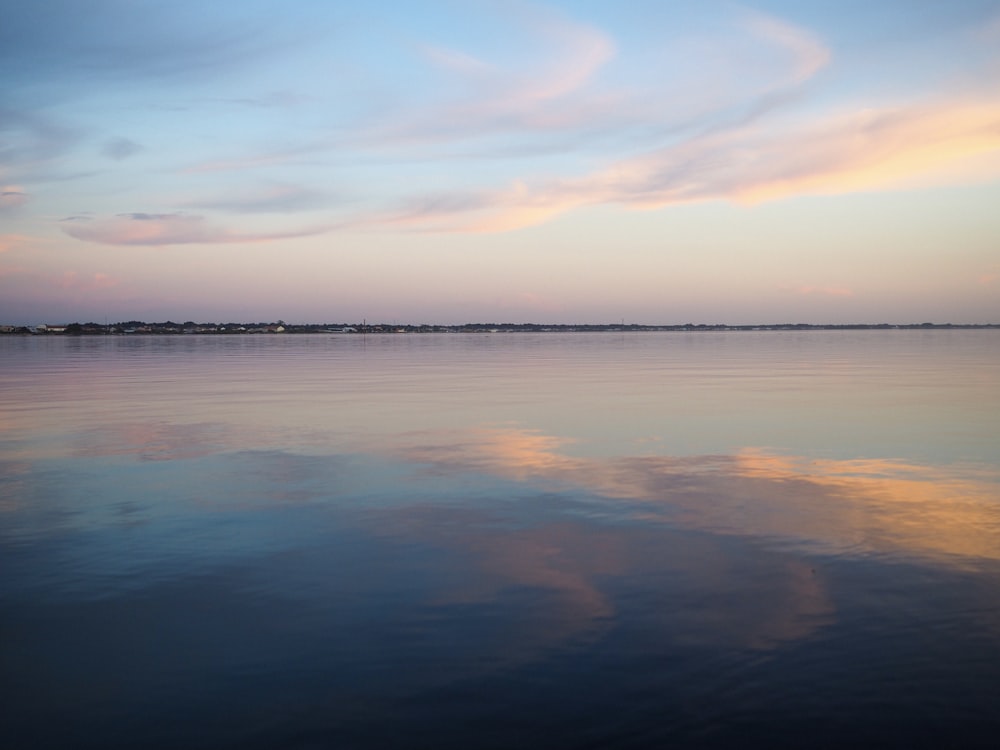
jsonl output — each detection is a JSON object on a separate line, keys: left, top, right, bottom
{"left": 2, "top": 331, "right": 999, "bottom": 748}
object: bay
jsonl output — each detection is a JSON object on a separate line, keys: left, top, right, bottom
{"left": 2, "top": 331, "right": 999, "bottom": 749}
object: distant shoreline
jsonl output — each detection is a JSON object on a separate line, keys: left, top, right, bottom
{"left": 4, "top": 322, "right": 998, "bottom": 335}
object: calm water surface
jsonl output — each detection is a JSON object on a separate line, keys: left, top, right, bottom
{"left": 2, "top": 332, "right": 999, "bottom": 748}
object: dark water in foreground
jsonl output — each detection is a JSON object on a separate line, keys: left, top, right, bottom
{"left": 2, "top": 332, "right": 999, "bottom": 748}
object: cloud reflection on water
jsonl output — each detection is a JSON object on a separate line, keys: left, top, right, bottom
{"left": 72, "top": 421, "right": 233, "bottom": 461}
{"left": 2, "top": 418, "right": 847, "bottom": 655}
{"left": 366, "top": 503, "right": 835, "bottom": 658}
{"left": 10, "top": 416, "right": 997, "bottom": 571}
{"left": 384, "top": 426, "right": 1000, "bottom": 568}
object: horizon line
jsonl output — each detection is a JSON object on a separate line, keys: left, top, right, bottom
{"left": 6, "top": 320, "right": 999, "bottom": 330}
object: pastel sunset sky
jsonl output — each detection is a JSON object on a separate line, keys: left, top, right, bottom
{"left": 2, "top": 0, "right": 999, "bottom": 324}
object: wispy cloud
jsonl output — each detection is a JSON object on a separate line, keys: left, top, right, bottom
{"left": 182, "top": 145, "right": 322, "bottom": 174}
{"left": 171, "top": 8, "right": 832, "bottom": 187}
{"left": 202, "top": 90, "right": 313, "bottom": 109}
{"left": 745, "top": 11, "right": 830, "bottom": 87}
{"left": 317, "top": 6, "right": 1000, "bottom": 236}
{"left": 0, "top": 0, "right": 330, "bottom": 86}
{"left": 0, "top": 108, "right": 81, "bottom": 177}
{"left": 182, "top": 183, "right": 329, "bottom": 213}
{"left": 723, "top": 99, "right": 1000, "bottom": 203}
{"left": 0, "top": 186, "right": 27, "bottom": 212}
{"left": 101, "top": 137, "right": 143, "bottom": 161}
{"left": 364, "top": 5, "right": 616, "bottom": 148}
{"left": 421, "top": 45, "right": 496, "bottom": 77}
{"left": 328, "top": 8, "right": 837, "bottom": 232}
{"left": 370, "top": 94, "right": 1000, "bottom": 233}
{"left": 61, "top": 213, "right": 330, "bottom": 246}
{"left": 359, "top": 6, "right": 832, "bottom": 162}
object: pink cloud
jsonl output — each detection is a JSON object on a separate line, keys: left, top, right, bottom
{"left": 367, "top": 7, "right": 830, "bottom": 161}
{"left": 745, "top": 11, "right": 830, "bottom": 86}
{"left": 365, "top": 5, "right": 616, "bottom": 148}
{"left": 373, "top": 180, "right": 580, "bottom": 234}
{"left": 61, "top": 212, "right": 330, "bottom": 246}
{"left": 509, "top": 5, "right": 615, "bottom": 104}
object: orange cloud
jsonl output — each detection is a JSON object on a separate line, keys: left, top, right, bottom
{"left": 730, "top": 449, "right": 1000, "bottom": 563}
{"left": 731, "top": 100, "right": 1000, "bottom": 203}
{"left": 598, "top": 98, "right": 1000, "bottom": 209}
{"left": 373, "top": 94, "right": 1000, "bottom": 234}
{"left": 461, "top": 191, "right": 583, "bottom": 234}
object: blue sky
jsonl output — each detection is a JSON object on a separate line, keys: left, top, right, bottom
{"left": 2, "top": 0, "right": 999, "bottom": 324}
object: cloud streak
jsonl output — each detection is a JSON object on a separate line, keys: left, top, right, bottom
{"left": 3, "top": 1, "right": 999, "bottom": 323}
{"left": 0, "top": 186, "right": 27, "bottom": 212}
{"left": 357, "top": 4, "right": 617, "bottom": 151}
{"left": 373, "top": 94, "right": 1000, "bottom": 233}
{"left": 745, "top": 11, "right": 830, "bottom": 87}
{"left": 61, "top": 213, "right": 330, "bottom": 246}
{"left": 354, "top": 7, "right": 832, "bottom": 165}
{"left": 0, "top": 108, "right": 81, "bottom": 177}
{"left": 319, "top": 8, "right": 1000, "bottom": 236}
{"left": 182, "top": 183, "right": 329, "bottom": 214}
{"left": 101, "top": 137, "right": 143, "bottom": 161}
{"left": 0, "top": 0, "right": 329, "bottom": 87}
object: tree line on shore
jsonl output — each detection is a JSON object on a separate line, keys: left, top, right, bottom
{"left": 4, "top": 320, "right": 996, "bottom": 335}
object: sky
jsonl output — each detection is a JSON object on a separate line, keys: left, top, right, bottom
{"left": 2, "top": 0, "right": 999, "bottom": 325}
